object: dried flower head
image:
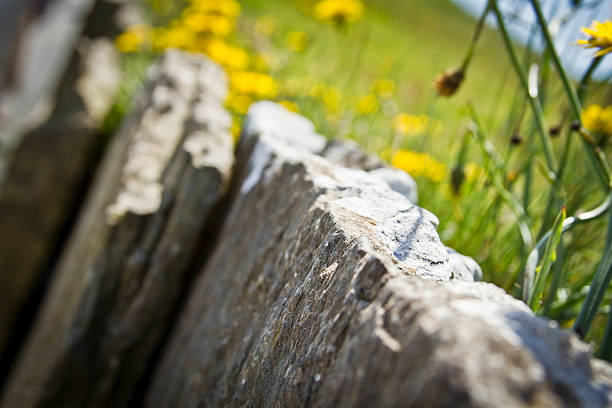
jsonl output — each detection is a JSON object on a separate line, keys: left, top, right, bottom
{"left": 578, "top": 20, "right": 612, "bottom": 57}
{"left": 433, "top": 68, "right": 464, "bottom": 97}
{"left": 510, "top": 132, "right": 524, "bottom": 146}
{"left": 549, "top": 124, "right": 562, "bottom": 137}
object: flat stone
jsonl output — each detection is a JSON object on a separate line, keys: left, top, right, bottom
{"left": 145, "top": 102, "right": 609, "bottom": 407}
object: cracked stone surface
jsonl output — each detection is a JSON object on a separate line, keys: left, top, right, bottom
{"left": 147, "top": 102, "right": 608, "bottom": 407}
{"left": 1, "top": 50, "right": 233, "bottom": 408}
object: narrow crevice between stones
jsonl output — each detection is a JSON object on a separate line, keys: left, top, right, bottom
{"left": 127, "top": 158, "right": 240, "bottom": 408}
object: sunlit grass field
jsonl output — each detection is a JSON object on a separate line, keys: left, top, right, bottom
{"left": 112, "top": 0, "right": 612, "bottom": 346}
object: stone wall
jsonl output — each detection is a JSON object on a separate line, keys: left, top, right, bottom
{"left": 0, "top": 51, "right": 610, "bottom": 407}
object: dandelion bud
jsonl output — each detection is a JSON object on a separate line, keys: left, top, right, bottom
{"left": 549, "top": 124, "right": 562, "bottom": 137}
{"left": 510, "top": 133, "right": 523, "bottom": 146}
{"left": 433, "top": 68, "right": 464, "bottom": 97}
{"left": 506, "top": 171, "right": 518, "bottom": 184}
{"left": 450, "top": 165, "right": 465, "bottom": 196}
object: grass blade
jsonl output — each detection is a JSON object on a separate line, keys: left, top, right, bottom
{"left": 574, "top": 205, "right": 612, "bottom": 337}
{"left": 528, "top": 206, "right": 566, "bottom": 311}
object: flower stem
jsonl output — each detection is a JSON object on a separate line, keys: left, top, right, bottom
{"left": 492, "top": 1, "right": 558, "bottom": 175}
{"left": 528, "top": 0, "right": 609, "bottom": 191}
{"left": 461, "top": 1, "right": 492, "bottom": 72}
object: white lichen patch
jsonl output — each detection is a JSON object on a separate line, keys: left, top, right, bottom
{"left": 106, "top": 52, "right": 199, "bottom": 224}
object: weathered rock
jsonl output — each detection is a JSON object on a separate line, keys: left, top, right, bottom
{"left": 1, "top": 50, "right": 233, "bottom": 408}
{"left": 321, "top": 138, "right": 386, "bottom": 171}
{"left": 368, "top": 167, "right": 418, "bottom": 203}
{"left": 0, "top": 0, "right": 121, "bottom": 365}
{"left": 320, "top": 139, "right": 418, "bottom": 203}
{"left": 145, "top": 102, "right": 609, "bottom": 407}
{"left": 447, "top": 246, "right": 483, "bottom": 282}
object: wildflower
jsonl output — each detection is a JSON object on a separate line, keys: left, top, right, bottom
{"left": 115, "top": 25, "right": 149, "bottom": 53}
{"left": 355, "top": 94, "right": 378, "bottom": 114}
{"left": 506, "top": 171, "right": 518, "bottom": 184}
{"left": 578, "top": 20, "right": 612, "bottom": 57}
{"left": 151, "top": 26, "right": 195, "bottom": 51}
{"left": 371, "top": 78, "right": 396, "bottom": 98}
{"left": 230, "top": 71, "right": 278, "bottom": 98}
{"left": 581, "top": 104, "right": 612, "bottom": 139}
{"left": 226, "top": 93, "right": 253, "bottom": 115}
{"left": 321, "top": 86, "right": 342, "bottom": 113}
{"left": 392, "top": 150, "right": 446, "bottom": 182}
{"left": 189, "top": 0, "right": 241, "bottom": 18}
{"left": 231, "top": 118, "right": 242, "bottom": 141}
{"left": 182, "top": 11, "right": 234, "bottom": 36}
{"left": 313, "top": 0, "right": 364, "bottom": 25}
{"left": 309, "top": 83, "right": 327, "bottom": 98}
{"left": 285, "top": 31, "right": 309, "bottom": 53}
{"left": 255, "top": 15, "right": 278, "bottom": 37}
{"left": 278, "top": 100, "right": 300, "bottom": 113}
{"left": 392, "top": 113, "right": 430, "bottom": 135}
{"left": 433, "top": 68, "right": 464, "bottom": 97}
{"left": 204, "top": 39, "right": 249, "bottom": 70}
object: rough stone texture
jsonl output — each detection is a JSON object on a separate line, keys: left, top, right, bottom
{"left": 321, "top": 139, "right": 386, "bottom": 171}
{"left": 0, "top": 0, "right": 121, "bottom": 363}
{"left": 1, "top": 50, "right": 233, "bottom": 408}
{"left": 143, "top": 102, "right": 608, "bottom": 407}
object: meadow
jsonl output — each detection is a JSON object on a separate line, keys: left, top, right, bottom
{"left": 110, "top": 0, "right": 612, "bottom": 352}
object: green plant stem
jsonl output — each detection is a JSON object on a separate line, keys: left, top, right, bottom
{"left": 527, "top": 206, "right": 566, "bottom": 310}
{"left": 574, "top": 204, "right": 612, "bottom": 337}
{"left": 492, "top": 1, "right": 557, "bottom": 175}
{"left": 577, "top": 57, "right": 603, "bottom": 101}
{"left": 540, "top": 57, "right": 606, "bottom": 238}
{"left": 529, "top": 0, "right": 609, "bottom": 191}
{"left": 523, "top": 192, "right": 612, "bottom": 300}
{"left": 542, "top": 240, "right": 566, "bottom": 316}
{"left": 528, "top": 0, "right": 581, "bottom": 118}
{"left": 461, "top": 1, "right": 492, "bottom": 72}
{"left": 599, "top": 297, "right": 612, "bottom": 361}
{"left": 469, "top": 104, "right": 533, "bottom": 249}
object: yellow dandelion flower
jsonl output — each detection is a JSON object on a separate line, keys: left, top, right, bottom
{"left": 372, "top": 78, "right": 396, "bottom": 98}
{"left": 150, "top": 26, "right": 196, "bottom": 52}
{"left": 285, "top": 31, "right": 309, "bottom": 53}
{"left": 392, "top": 150, "right": 446, "bottom": 182}
{"left": 313, "top": 0, "right": 364, "bottom": 25}
{"left": 203, "top": 39, "right": 249, "bottom": 70}
{"left": 278, "top": 100, "right": 300, "bottom": 113}
{"left": 182, "top": 11, "right": 234, "bottom": 36}
{"left": 321, "top": 86, "right": 342, "bottom": 113}
{"left": 230, "top": 71, "right": 278, "bottom": 98}
{"left": 231, "top": 118, "right": 242, "bottom": 142}
{"left": 392, "top": 113, "right": 431, "bottom": 135}
{"left": 226, "top": 93, "right": 253, "bottom": 115}
{"left": 582, "top": 104, "right": 612, "bottom": 135}
{"left": 115, "top": 25, "right": 149, "bottom": 53}
{"left": 189, "top": 0, "right": 241, "bottom": 18}
{"left": 309, "top": 83, "right": 326, "bottom": 98}
{"left": 255, "top": 15, "right": 278, "bottom": 37}
{"left": 355, "top": 94, "right": 379, "bottom": 114}
{"left": 578, "top": 20, "right": 612, "bottom": 57}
